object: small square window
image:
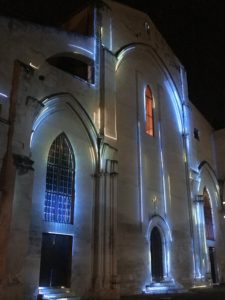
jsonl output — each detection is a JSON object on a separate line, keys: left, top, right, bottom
{"left": 144, "top": 22, "right": 150, "bottom": 34}
{"left": 194, "top": 128, "right": 200, "bottom": 140}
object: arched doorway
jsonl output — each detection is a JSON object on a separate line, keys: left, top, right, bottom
{"left": 203, "top": 187, "right": 217, "bottom": 283}
{"left": 150, "top": 227, "right": 164, "bottom": 282}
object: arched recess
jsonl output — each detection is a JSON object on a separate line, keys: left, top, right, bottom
{"left": 27, "top": 92, "right": 99, "bottom": 295}
{"left": 115, "top": 43, "right": 184, "bottom": 135}
{"left": 198, "top": 161, "right": 220, "bottom": 207}
{"left": 195, "top": 161, "right": 220, "bottom": 283}
{"left": 146, "top": 215, "right": 172, "bottom": 282}
{"left": 30, "top": 92, "right": 98, "bottom": 168}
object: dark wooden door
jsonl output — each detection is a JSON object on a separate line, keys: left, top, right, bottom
{"left": 209, "top": 247, "right": 217, "bottom": 283}
{"left": 151, "top": 227, "right": 163, "bottom": 282}
{"left": 39, "top": 233, "right": 72, "bottom": 287}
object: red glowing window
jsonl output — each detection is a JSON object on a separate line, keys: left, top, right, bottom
{"left": 145, "top": 85, "right": 154, "bottom": 136}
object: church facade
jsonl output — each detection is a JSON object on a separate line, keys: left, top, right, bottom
{"left": 0, "top": 1, "right": 225, "bottom": 299}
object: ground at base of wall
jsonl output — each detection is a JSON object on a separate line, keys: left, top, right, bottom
{"left": 120, "top": 286, "right": 225, "bottom": 300}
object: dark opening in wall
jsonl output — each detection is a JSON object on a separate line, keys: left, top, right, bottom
{"left": 194, "top": 128, "right": 200, "bottom": 140}
{"left": 63, "top": 6, "right": 94, "bottom": 36}
{"left": 47, "top": 54, "right": 94, "bottom": 84}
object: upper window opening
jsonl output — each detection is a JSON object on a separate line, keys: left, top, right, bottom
{"left": 145, "top": 85, "right": 154, "bottom": 136}
{"left": 47, "top": 54, "right": 94, "bottom": 83}
{"left": 63, "top": 6, "right": 94, "bottom": 36}
{"left": 194, "top": 128, "right": 200, "bottom": 140}
{"left": 44, "top": 133, "right": 75, "bottom": 224}
{"left": 144, "top": 21, "right": 150, "bottom": 34}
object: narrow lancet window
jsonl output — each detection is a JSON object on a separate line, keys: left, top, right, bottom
{"left": 44, "top": 133, "right": 75, "bottom": 224}
{"left": 145, "top": 85, "right": 154, "bottom": 136}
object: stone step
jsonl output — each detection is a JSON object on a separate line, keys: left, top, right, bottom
{"left": 144, "top": 280, "right": 186, "bottom": 294}
{"left": 38, "top": 287, "right": 80, "bottom": 300}
{"left": 42, "top": 294, "right": 78, "bottom": 299}
{"left": 121, "top": 287, "right": 225, "bottom": 300}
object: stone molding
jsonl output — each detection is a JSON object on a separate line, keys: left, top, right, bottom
{"left": 13, "top": 154, "right": 34, "bottom": 175}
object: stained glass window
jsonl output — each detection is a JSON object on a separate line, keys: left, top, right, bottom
{"left": 44, "top": 133, "right": 75, "bottom": 224}
{"left": 203, "top": 187, "right": 214, "bottom": 240}
{"left": 145, "top": 85, "right": 154, "bottom": 136}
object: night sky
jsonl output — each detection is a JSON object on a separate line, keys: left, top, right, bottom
{"left": 1, "top": 0, "right": 224, "bottom": 129}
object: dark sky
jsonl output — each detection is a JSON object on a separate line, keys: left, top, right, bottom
{"left": 1, "top": 0, "right": 225, "bottom": 129}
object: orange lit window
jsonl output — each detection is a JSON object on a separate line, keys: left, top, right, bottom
{"left": 145, "top": 85, "right": 154, "bottom": 136}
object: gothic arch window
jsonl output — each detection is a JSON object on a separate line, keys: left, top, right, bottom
{"left": 44, "top": 133, "right": 75, "bottom": 224}
{"left": 203, "top": 187, "right": 214, "bottom": 240}
{"left": 150, "top": 227, "right": 163, "bottom": 281}
{"left": 145, "top": 85, "right": 154, "bottom": 136}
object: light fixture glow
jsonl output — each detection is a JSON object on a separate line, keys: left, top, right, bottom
{"left": 116, "top": 46, "right": 135, "bottom": 71}
{"left": 183, "top": 151, "right": 187, "bottom": 163}
{"left": 192, "top": 285, "right": 207, "bottom": 289}
{"left": 29, "top": 62, "right": 39, "bottom": 69}
{"left": 104, "top": 132, "right": 117, "bottom": 140}
{"left": 109, "top": 19, "right": 113, "bottom": 50}
{"left": 68, "top": 44, "right": 93, "bottom": 56}
{"left": 30, "top": 107, "right": 49, "bottom": 147}
{"left": 104, "top": 105, "right": 117, "bottom": 140}
{"left": 94, "top": 108, "right": 101, "bottom": 131}
{"left": 168, "top": 175, "right": 172, "bottom": 207}
{"left": 0, "top": 92, "right": 8, "bottom": 98}
{"left": 89, "top": 146, "right": 95, "bottom": 166}
{"left": 144, "top": 285, "right": 168, "bottom": 294}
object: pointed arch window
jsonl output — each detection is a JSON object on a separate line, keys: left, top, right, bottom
{"left": 145, "top": 85, "right": 154, "bottom": 136}
{"left": 44, "top": 133, "right": 75, "bottom": 224}
{"left": 203, "top": 187, "right": 214, "bottom": 240}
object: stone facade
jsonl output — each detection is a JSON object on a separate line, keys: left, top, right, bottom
{"left": 0, "top": 1, "right": 225, "bottom": 299}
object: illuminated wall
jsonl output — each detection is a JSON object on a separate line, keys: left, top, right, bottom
{"left": 0, "top": 1, "right": 225, "bottom": 300}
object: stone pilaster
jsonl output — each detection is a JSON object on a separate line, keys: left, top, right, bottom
{"left": 90, "top": 158, "right": 119, "bottom": 299}
{"left": 2, "top": 154, "right": 34, "bottom": 300}
{"left": 193, "top": 195, "right": 211, "bottom": 285}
